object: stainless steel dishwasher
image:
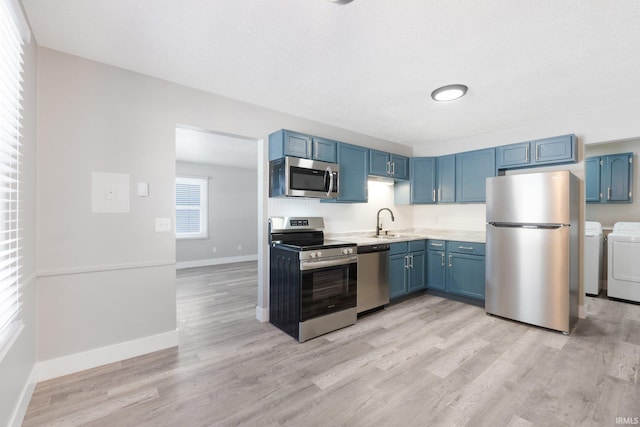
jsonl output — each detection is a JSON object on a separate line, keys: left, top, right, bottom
{"left": 357, "top": 243, "right": 390, "bottom": 314}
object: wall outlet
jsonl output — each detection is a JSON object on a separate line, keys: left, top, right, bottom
{"left": 212, "top": 247, "right": 217, "bottom": 253}
{"left": 237, "top": 244, "right": 242, "bottom": 251}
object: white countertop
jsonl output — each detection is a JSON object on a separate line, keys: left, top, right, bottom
{"left": 326, "top": 228, "right": 486, "bottom": 246}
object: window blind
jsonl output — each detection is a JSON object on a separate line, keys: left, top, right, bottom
{"left": 0, "top": 0, "right": 23, "bottom": 344}
{"left": 175, "top": 176, "right": 208, "bottom": 238}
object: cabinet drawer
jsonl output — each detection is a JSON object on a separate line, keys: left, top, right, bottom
{"left": 427, "top": 240, "right": 446, "bottom": 250}
{"left": 447, "top": 241, "right": 485, "bottom": 255}
{"left": 408, "top": 240, "right": 425, "bottom": 252}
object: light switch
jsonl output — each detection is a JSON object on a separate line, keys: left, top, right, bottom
{"left": 138, "top": 182, "right": 149, "bottom": 197}
{"left": 156, "top": 218, "right": 171, "bottom": 232}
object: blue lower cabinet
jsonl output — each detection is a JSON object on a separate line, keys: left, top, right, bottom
{"left": 389, "top": 241, "right": 426, "bottom": 299}
{"left": 425, "top": 240, "right": 486, "bottom": 303}
{"left": 389, "top": 253, "right": 408, "bottom": 299}
{"left": 447, "top": 252, "right": 485, "bottom": 300}
{"left": 426, "top": 249, "right": 446, "bottom": 291}
{"left": 407, "top": 250, "right": 425, "bottom": 293}
{"left": 445, "top": 241, "right": 486, "bottom": 301}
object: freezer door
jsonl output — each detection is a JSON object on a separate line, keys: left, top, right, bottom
{"left": 486, "top": 171, "right": 571, "bottom": 224}
{"left": 485, "top": 224, "right": 570, "bottom": 332}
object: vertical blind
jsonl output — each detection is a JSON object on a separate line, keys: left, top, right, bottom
{"left": 175, "top": 176, "right": 207, "bottom": 238}
{"left": 0, "top": 0, "right": 23, "bottom": 342}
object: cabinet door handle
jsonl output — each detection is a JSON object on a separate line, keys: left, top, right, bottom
{"left": 458, "top": 246, "right": 474, "bottom": 251}
{"left": 607, "top": 187, "right": 612, "bottom": 201}
{"left": 432, "top": 189, "right": 436, "bottom": 202}
{"left": 438, "top": 188, "right": 441, "bottom": 202}
{"left": 430, "top": 243, "right": 443, "bottom": 247}
{"left": 525, "top": 145, "right": 529, "bottom": 162}
{"left": 409, "top": 254, "right": 414, "bottom": 268}
{"left": 440, "top": 253, "right": 445, "bottom": 267}
{"left": 536, "top": 144, "right": 540, "bottom": 161}
{"left": 448, "top": 254, "right": 452, "bottom": 269}
{"left": 314, "top": 141, "right": 318, "bottom": 159}
{"left": 308, "top": 140, "right": 313, "bottom": 158}
{"left": 404, "top": 255, "right": 409, "bottom": 269}
{"left": 390, "top": 161, "right": 395, "bottom": 176}
{"left": 386, "top": 161, "right": 391, "bottom": 175}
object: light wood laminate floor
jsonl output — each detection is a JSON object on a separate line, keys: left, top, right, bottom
{"left": 23, "top": 262, "right": 640, "bottom": 426}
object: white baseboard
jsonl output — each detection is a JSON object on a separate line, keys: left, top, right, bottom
{"left": 9, "top": 367, "right": 38, "bottom": 427}
{"left": 255, "top": 306, "right": 269, "bottom": 323}
{"left": 35, "top": 329, "right": 178, "bottom": 382}
{"left": 176, "top": 254, "right": 257, "bottom": 270}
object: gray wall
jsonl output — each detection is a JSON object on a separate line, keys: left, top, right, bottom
{"left": 176, "top": 161, "right": 258, "bottom": 264}
{"left": 585, "top": 139, "right": 639, "bottom": 227}
{"left": 34, "top": 46, "right": 408, "bottom": 365}
{"left": 0, "top": 37, "right": 38, "bottom": 426}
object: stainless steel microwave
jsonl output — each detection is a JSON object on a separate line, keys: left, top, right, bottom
{"left": 269, "top": 157, "right": 339, "bottom": 199}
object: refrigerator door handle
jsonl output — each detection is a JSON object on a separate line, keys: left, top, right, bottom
{"left": 489, "top": 222, "right": 566, "bottom": 230}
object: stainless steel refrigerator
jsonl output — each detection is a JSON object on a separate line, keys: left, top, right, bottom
{"left": 485, "top": 171, "right": 580, "bottom": 334}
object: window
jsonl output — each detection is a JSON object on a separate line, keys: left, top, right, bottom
{"left": 175, "top": 176, "right": 208, "bottom": 239}
{"left": 0, "top": 0, "right": 24, "bottom": 349}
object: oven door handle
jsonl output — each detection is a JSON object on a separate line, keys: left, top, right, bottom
{"left": 300, "top": 256, "right": 357, "bottom": 271}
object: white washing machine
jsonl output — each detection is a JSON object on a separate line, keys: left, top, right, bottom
{"left": 584, "top": 221, "right": 603, "bottom": 296}
{"left": 608, "top": 222, "right": 640, "bottom": 302}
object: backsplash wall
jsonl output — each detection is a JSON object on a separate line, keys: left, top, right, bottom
{"left": 268, "top": 180, "right": 414, "bottom": 234}
{"left": 413, "top": 204, "right": 486, "bottom": 231}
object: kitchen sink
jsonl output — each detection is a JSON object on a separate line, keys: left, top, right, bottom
{"left": 369, "top": 234, "right": 400, "bottom": 239}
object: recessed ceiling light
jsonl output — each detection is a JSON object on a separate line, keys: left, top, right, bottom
{"left": 431, "top": 84, "right": 468, "bottom": 102}
{"left": 328, "top": 0, "right": 354, "bottom": 4}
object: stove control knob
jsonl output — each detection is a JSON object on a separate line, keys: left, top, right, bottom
{"left": 309, "top": 252, "right": 317, "bottom": 258}
{"left": 348, "top": 248, "right": 354, "bottom": 254}
{"left": 342, "top": 248, "right": 353, "bottom": 255}
{"left": 316, "top": 251, "right": 322, "bottom": 258}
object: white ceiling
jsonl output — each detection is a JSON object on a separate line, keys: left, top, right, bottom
{"left": 175, "top": 127, "right": 258, "bottom": 170}
{"left": 21, "top": 0, "right": 640, "bottom": 148}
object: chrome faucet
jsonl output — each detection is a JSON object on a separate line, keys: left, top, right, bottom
{"left": 376, "top": 208, "right": 395, "bottom": 236}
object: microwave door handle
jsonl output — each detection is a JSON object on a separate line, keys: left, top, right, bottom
{"left": 325, "top": 166, "right": 334, "bottom": 197}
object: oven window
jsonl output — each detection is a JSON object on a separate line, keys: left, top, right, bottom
{"left": 312, "top": 268, "right": 349, "bottom": 300}
{"left": 300, "top": 262, "right": 357, "bottom": 321}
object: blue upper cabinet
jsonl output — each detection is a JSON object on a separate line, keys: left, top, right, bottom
{"left": 585, "top": 157, "right": 602, "bottom": 203}
{"left": 311, "top": 137, "right": 338, "bottom": 163}
{"left": 391, "top": 154, "right": 409, "bottom": 180}
{"left": 586, "top": 152, "right": 633, "bottom": 204}
{"left": 604, "top": 153, "right": 633, "bottom": 202}
{"left": 496, "top": 142, "right": 531, "bottom": 169}
{"left": 496, "top": 134, "right": 577, "bottom": 170}
{"left": 437, "top": 155, "right": 456, "bottom": 203}
{"left": 533, "top": 134, "right": 576, "bottom": 165}
{"left": 369, "top": 149, "right": 389, "bottom": 176}
{"left": 455, "top": 148, "right": 496, "bottom": 203}
{"left": 269, "top": 129, "right": 337, "bottom": 162}
{"left": 409, "top": 157, "right": 437, "bottom": 204}
{"left": 368, "top": 150, "right": 409, "bottom": 180}
{"left": 323, "top": 143, "right": 368, "bottom": 203}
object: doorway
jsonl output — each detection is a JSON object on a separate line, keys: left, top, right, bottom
{"left": 174, "top": 124, "right": 259, "bottom": 268}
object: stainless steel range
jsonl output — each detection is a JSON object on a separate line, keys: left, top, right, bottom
{"left": 269, "top": 217, "right": 357, "bottom": 342}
